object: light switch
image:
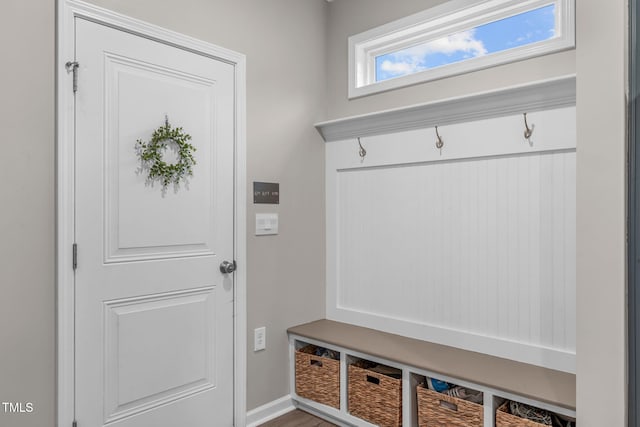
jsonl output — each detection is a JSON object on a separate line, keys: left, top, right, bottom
{"left": 256, "top": 213, "right": 278, "bottom": 235}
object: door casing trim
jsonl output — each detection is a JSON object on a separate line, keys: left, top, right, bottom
{"left": 630, "top": 0, "right": 639, "bottom": 425}
{"left": 55, "top": 1, "right": 247, "bottom": 425}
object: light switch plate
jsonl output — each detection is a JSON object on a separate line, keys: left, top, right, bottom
{"left": 256, "top": 213, "right": 278, "bottom": 235}
{"left": 254, "top": 327, "right": 266, "bottom": 351}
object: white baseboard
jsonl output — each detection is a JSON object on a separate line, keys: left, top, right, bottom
{"left": 245, "top": 395, "right": 295, "bottom": 427}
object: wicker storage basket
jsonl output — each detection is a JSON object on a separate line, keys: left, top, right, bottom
{"left": 294, "top": 345, "right": 340, "bottom": 409}
{"left": 495, "top": 401, "right": 547, "bottom": 427}
{"left": 416, "top": 384, "right": 483, "bottom": 427}
{"left": 347, "top": 363, "right": 402, "bottom": 427}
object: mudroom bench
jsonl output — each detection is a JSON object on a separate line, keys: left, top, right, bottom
{"left": 288, "top": 319, "right": 576, "bottom": 427}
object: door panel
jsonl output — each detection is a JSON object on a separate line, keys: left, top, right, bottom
{"left": 103, "top": 287, "right": 215, "bottom": 423}
{"left": 74, "top": 18, "right": 234, "bottom": 427}
{"left": 104, "top": 53, "right": 218, "bottom": 262}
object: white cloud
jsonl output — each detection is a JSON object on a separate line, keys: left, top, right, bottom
{"left": 379, "top": 30, "right": 487, "bottom": 77}
{"left": 379, "top": 60, "right": 425, "bottom": 75}
{"left": 409, "top": 30, "right": 488, "bottom": 57}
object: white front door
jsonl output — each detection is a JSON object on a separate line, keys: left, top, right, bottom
{"left": 74, "top": 18, "right": 235, "bottom": 427}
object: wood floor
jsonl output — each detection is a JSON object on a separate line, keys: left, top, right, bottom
{"left": 258, "top": 409, "right": 338, "bottom": 427}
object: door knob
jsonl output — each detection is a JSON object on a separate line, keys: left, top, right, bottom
{"left": 220, "top": 260, "right": 236, "bottom": 274}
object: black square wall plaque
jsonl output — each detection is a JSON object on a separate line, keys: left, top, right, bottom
{"left": 253, "top": 182, "right": 279, "bottom": 204}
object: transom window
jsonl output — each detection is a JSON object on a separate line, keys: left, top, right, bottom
{"left": 348, "top": 0, "right": 575, "bottom": 98}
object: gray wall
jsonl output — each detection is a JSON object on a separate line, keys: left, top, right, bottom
{"left": 576, "top": 1, "right": 627, "bottom": 425}
{"left": 0, "top": 1, "right": 327, "bottom": 425}
{"left": 0, "top": 1, "right": 56, "bottom": 427}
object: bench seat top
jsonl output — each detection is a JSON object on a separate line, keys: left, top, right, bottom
{"left": 288, "top": 319, "right": 575, "bottom": 411}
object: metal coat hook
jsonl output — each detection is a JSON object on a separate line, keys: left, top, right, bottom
{"left": 357, "top": 137, "right": 367, "bottom": 160}
{"left": 435, "top": 126, "right": 444, "bottom": 155}
{"left": 523, "top": 113, "right": 534, "bottom": 144}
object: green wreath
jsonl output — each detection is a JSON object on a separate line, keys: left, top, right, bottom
{"left": 136, "top": 117, "right": 197, "bottom": 189}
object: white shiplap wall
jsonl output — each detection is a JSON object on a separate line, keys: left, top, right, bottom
{"left": 326, "top": 107, "right": 576, "bottom": 373}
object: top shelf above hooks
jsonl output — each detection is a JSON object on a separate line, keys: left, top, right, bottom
{"left": 315, "top": 75, "right": 575, "bottom": 143}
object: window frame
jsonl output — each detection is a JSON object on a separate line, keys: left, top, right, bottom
{"left": 348, "top": 0, "right": 575, "bottom": 99}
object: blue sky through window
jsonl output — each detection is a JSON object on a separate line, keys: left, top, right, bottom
{"left": 375, "top": 4, "right": 556, "bottom": 82}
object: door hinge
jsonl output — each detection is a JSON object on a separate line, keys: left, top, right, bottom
{"left": 72, "top": 243, "right": 78, "bottom": 271}
{"left": 65, "top": 61, "right": 79, "bottom": 93}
